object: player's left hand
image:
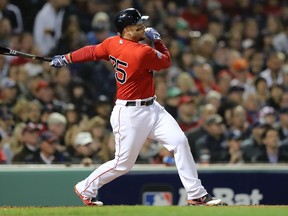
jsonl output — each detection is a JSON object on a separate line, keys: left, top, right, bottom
{"left": 144, "top": 27, "right": 161, "bottom": 42}
{"left": 49, "top": 55, "right": 68, "bottom": 68}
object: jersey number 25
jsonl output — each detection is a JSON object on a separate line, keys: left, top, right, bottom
{"left": 109, "top": 55, "right": 128, "bottom": 84}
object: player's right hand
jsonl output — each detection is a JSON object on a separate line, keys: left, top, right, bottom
{"left": 49, "top": 55, "right": 68, "bottom": 68}
{"left": 144, "top": 27, "right": 161, "bottom": 42}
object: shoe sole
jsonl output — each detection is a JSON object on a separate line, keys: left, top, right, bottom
{"left": 188, "top": 201, "right": 228, "bottom": 206}
{"left": 187, "top": 199, "right": 227, "bottom": 206}
{"left": 74, "top": 186, "right": 103, "bottom": 206}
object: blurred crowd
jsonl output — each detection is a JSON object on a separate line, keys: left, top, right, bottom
{"left": 1, "top": 0, "right": 288, "bottom": 166}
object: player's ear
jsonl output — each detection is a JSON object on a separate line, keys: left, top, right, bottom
{"left": 122, "top": 27, "right": 132, "bottom": 37}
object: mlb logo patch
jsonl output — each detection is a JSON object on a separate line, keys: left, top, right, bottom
{"left": 143, "top": 192, "right": 173, "bottom": 206}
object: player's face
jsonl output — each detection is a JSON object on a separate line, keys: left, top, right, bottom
{"left": 125, "top": 23, "right": 146, "bottom": 41}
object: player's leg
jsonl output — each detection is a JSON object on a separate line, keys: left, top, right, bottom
{"left": 149, "top": 101, "right": 225, "bottom": 205}
{"left": 75, "top": 104, "right": 153, "bottom": 204}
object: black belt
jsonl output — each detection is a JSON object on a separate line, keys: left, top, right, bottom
{"left": 125, "top": 98, "right": 155, "bottom": 106}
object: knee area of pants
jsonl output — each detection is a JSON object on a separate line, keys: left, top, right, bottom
{"left": 112, "top": 165, "right": 132, "bottom": 174}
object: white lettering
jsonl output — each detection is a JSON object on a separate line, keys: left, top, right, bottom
{"left": 213, "top": 188, "right": 234, "bottom": 205}
{"left": 177, "top": 188, "right": 263, "bottom": 206}
{"left": 234, "top": 194, "right": 250, "bottom": 205}
{"left": 178, "top": 188, "right": 187, "bottom": 206}
{"left": 213, "top": 188, "right": 263, "bottom": 205}
{"left": 250, "top": 189, "right": 263, "bottom": 205}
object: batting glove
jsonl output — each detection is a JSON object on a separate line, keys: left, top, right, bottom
{"left": 49, "top": 55, "right": 68, "bottom": 68}
{"left": 144, "top": 27, "right": 161, "bottom": 42}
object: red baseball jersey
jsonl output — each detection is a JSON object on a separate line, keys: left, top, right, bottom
{"left": 66, "top": 35, "right": 171, "bottom": 100}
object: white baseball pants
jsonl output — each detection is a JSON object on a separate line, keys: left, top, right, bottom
{"left": 75, "top": 99, "right": 207, "bottom": 200}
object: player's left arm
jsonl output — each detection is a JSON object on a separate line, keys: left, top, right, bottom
{"left": 143, "top": 28, "right": 171, "bottom": 71}
{"left": 140, "top": 41, "right": 171, "bottom": 71}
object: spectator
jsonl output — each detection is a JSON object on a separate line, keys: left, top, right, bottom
{"left": 258, "top": 105, "right": 277, "bottom": 127}
{"left": 0, "top": 130, "right": 4, "bottom": 163}
{"left": 175, "top": 72, "right": 197, "bottom": 95}
{"left": 259, "top": 31, "right": 277, "bottom": 58}
{"left": 186, "top": 103, "right": 217, "bottom": 158}
{"left": 68, "top": 78, "right": 94, "bottom": 117}
{"left": 46, "top": 112, "right": 67, "bottom": 153}
{"left": 0, "top": 147, "right": 5, "bottom": 163}
{"left": 179, "top": 48, "right": 194, "bottom": 74}
{"left": 242, "top": 92, "right": 261, "bottom": 124}
{"left": 266, "top": 84, "right": 284, "bottom": 110}
{"left": 228, "top": 105, "right": 250, "bottom": 139}
{"left": 206, "top": 19, "right": 225, "bottom": 42}
{"left": 216, "top": 70, "right": 233, "bottom": 97}
{"left": 12, "top": 122, "right": 41, "bottom": 163}
{"left": 230, "top": 58, "right": 255, "bottom": 93}
{"left": 33, "top": 0, "right": 70, "bottom": 55}
{"left": 138, "top": 139, "right": 172, "bottom": 165}
{"left": 280, "top": 90, "right": 288, "bottom": 108}
{"left": 0, "top": 55, "right": 9, "bottom": 80}
{"left": 176, "top": 95, "right": 199, "bottom": 132}
{"left": 154, "top": 76, "right": 168, "bottom": 106}
{"left": 242, "top": 18, "right": 260, "bottom": 52}
{"left": 63, "top": 103, "right": 80, "bottom": 128}
{"left": 260, "top": 52, "right": 285, "bottom": 88}
{"left": 71, "top": 131, "right": 102, "bottom": 165}
{"left": 249, "top": 52, "right": 265, "bottom": 76}
{"left": 64, "top": 123, "right": 81, "bottom": 154}
{"left": 180, "top": 1, "right": 208, "bottom": 32}
{"left": 0, "top": 0, "right": 23, "bottom": 34}
{"left": 33, "top": 79, "right": 65, "bottom": 113}
{"left": 2, "top": 122, "right": 26, "bottom": 163}
{"left": 254, "top": 126, "right": 288, "bottom": 163}
{"left": 164, "top": 86, "right": 182, "bottom": 119}
{"left": 51, "top": 67, "right": 72, "bottom": 102}
{"left": 55, "top": 14, "right": 87, "bottom": 54}
{"left": 25, "top": 100, "right": 43, "bottom": 124}
{"left": 197, "top": 34, "right": 217, "bottom": 63}
{"left": 225, "top": 132, "right": 244, "bottom": 164}
{"left": 195, "top": 114, "right": 227, "bottom": 163}
{"left": 174, "top": 17, "right": 191, "bottom": 47}
{"left": 76, "top": 0, "right": 109, "bottom": 33}
{"left": 194, "top": 63, "right": 220, "bottom": 96}
{"left": 242, "top": 121, "right": 267, "bottom": 163}
{"left": 88, "top": 116, "right": 114, "bottom": 162}
{"left": 205, "top": 90, "right": 222, "bottom": 111}
{"left": 0, "top": 17, "right": 12, "bottom": 47}
{"left": 86, "top": 11, "right": 115, "bottom": 45}
{"left": 93, "top": 95, "right": 113, "bottom": 128}
{"left": 32, "top": 130, "right": 70, "bottom": 164}
{"left": 281, "top": 64, "right": 288, "bottom": 90}
{"left": 0, "top": 77, "right": 19, "bottom": 107}
{"left": 264, "top": 0, "right": 281, "bottom": 16}
{"left": 254, "top": 76, "right": 269, "bottom": 107}
{"left": 225, "top": 85, "right": 245, "bottom": 106}
{"left": 272, "top": 20, "right": 288, "bottom": 55}
{"left": 277, "top": 107, "right": 288, "bottom": 144}
{"left": 0, "top": 105, "right": 15, "bottom": 137}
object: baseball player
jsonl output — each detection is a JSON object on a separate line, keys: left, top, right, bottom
{"left": 50, "top": 8, "right": 226, "bottom": 206}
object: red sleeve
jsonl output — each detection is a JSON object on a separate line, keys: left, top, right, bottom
{"left": 141, "top": 40, "right": 171, "bottom": 71}
{"left": 65, "top": 43, "right": 109, "bottom": 63}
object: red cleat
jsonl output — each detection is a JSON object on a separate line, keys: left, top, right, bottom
{"left": 74, "top": 186, "right": 103, "bottom": 206}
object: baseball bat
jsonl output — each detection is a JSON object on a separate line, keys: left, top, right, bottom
{"left": 0, "top": 46, "right": 52, "bottom": 62}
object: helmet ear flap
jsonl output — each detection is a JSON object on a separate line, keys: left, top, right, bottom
{"left": 114, "top": 8, "right": 148, "bottom": 34}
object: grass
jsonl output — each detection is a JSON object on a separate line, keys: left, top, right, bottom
{"left": 0, "top": 206, "right": 288, "bottom": 216}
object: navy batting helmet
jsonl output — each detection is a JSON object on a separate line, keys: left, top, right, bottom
{"left": 114, "top": 8, "right": 149, "bottom": 34}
